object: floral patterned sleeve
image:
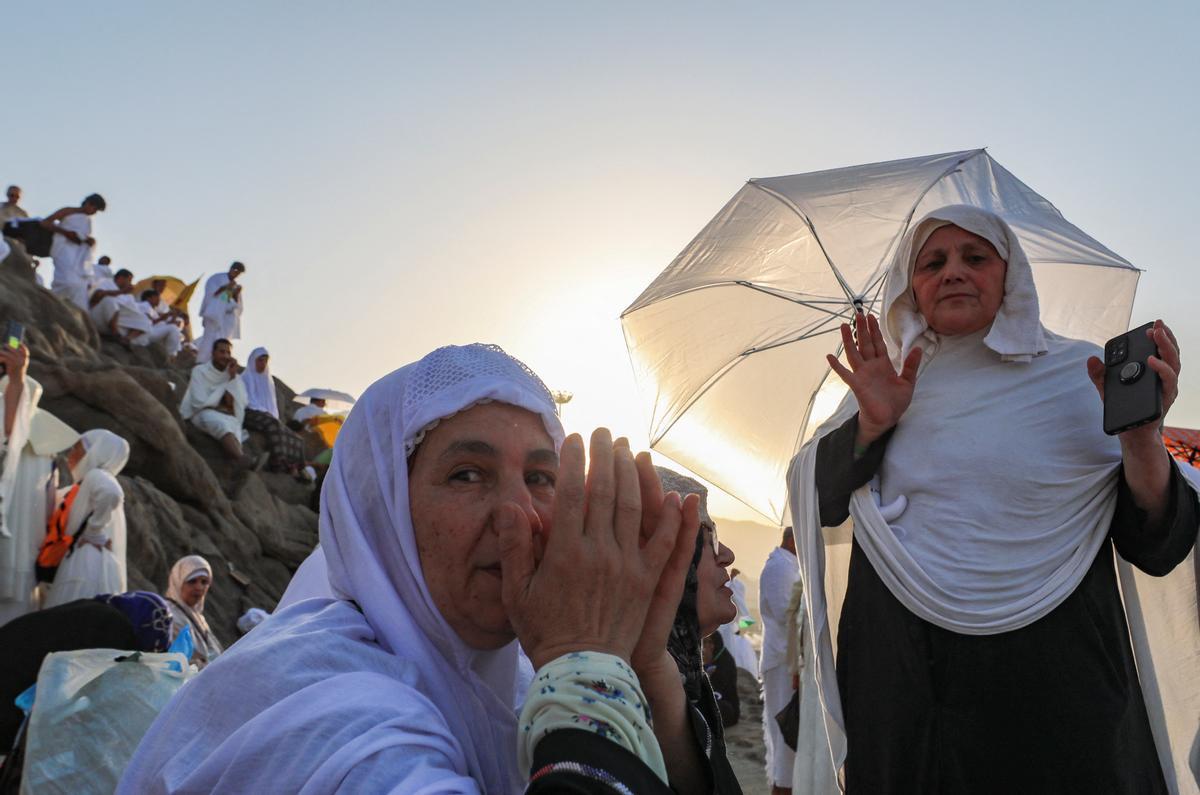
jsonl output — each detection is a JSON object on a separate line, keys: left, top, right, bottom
{"left": 520, "top": 652, "right": 673, "bottom": 794}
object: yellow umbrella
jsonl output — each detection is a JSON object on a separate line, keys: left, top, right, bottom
{"left": 311, "top": 415, "right": 345, "bottom": 448}
{"left": 132, "top": 275, "right": 186, "bottom": 305}
{"left": 172, "top": 277, "right": 201, "bottom": 311}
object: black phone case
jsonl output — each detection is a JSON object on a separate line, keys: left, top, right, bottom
{"left": 1102, "top": 322, "right": 1162, "bottom": 435}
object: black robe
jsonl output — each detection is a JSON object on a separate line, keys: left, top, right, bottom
{"left": 816, "top": 413, "right": 1199, "bottom": 795}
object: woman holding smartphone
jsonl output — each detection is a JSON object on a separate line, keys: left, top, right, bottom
{"left": 788, "top": 205, "right": 1197, "bottom": 793}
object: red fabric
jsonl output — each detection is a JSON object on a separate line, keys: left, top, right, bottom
{"left": 1163, "top": 426, "right": 1200, "bottom": 468}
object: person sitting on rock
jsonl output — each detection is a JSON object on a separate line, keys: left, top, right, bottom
{"left": 92, "top": 254, "right": 115, "bottom": 285}
{"left": 150, "top": 278, "right": 194, "bottom": 344}
{"left": 164, "top": 555, "right": 223, "bottom": 670}
{"left": 89, "top": 268, "right": 152, "bottom": 347}
{"left": 292, "top": 396, "right": 328, "bottom": 425}
{"left": 241, "top": 346, "right": 305, "bottom": 475}
{"left": 179, "top": 338, "right": 259, "bottom": 466}
{"left": 136, "top": 289, "right": 184, "bottom": 360}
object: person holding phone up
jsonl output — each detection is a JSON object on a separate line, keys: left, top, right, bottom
{"left": 786, "top": 206, "right": 1197, "bottom": 794}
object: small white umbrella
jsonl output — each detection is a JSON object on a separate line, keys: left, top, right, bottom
{"left": 295, "top": 388, "right": 356, "bottom": 408}
{"left": 621, "top": 149, "right": 1140, "bottom": 523}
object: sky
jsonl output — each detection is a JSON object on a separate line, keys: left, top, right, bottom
{"left": 7, "top": 1, "right": 1199, "bottom": 530}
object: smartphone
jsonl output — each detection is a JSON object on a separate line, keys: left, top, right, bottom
{"left": 0, "top": 319, "right": 23, "bottom": 377}
{"left": 1102, "top": 321, "right": 1162, "bottom": 435}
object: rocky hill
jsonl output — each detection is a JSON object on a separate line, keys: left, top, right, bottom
{"left": 1, "top": 249, "right": 319, "bottom": 645}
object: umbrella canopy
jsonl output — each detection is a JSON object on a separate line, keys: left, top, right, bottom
{"left": 131, "top": 275, "right": 202, "bottom": 309}
{"left": 622, "top": 149, "right": 1141, "bottom": 522}
{"left": 310, "top": 415, "right": 345, "bottom": 449}
{"left": 28, "top": 409, "right": 79, "bottom": 456}
{"left": 296, "top": 388, "right": 356, "bottom": 405}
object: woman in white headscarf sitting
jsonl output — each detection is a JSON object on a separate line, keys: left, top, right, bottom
{"left": 44, "top": 429, "right": 131, "bottom": 608}
{"left": 239, "top": 346, "right": 305, "bottom": 474}
{"left": 164, "top": 554, "right": 224, "bottom": 669}
{"left": 787, "top": 205, "right": 1198, "bottom": 794}
{"left": 119, "top": 343, "right": 703, "bottom": 794}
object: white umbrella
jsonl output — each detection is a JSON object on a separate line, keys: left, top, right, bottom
{"left": 296, "top": 388, "right": 356, "bottom": 406}
{"left": 621, "top": 149, "right": 1140, "bottom": 523}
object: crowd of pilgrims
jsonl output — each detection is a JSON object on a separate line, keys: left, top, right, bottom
{"left": 1, "top": 189, "right": 1198, "bottom": 794}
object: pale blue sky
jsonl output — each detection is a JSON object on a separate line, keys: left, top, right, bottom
{"left": 8, "top": 1, "right": 1198, "bottom": 521}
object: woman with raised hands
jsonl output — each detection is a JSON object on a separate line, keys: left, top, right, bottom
{"left": 788, "top": 205, "right": 1198, "bottom": 793}
{"left": 119, "top": 343, "right": 703, "bottom": 794}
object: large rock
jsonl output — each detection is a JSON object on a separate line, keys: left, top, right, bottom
{"left": 1, "top": 249, "right": 320, "bottom": 645}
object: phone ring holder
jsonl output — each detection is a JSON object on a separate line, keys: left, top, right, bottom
{"left": 1119, "top": 361, "right": 1144, "bottom": 384}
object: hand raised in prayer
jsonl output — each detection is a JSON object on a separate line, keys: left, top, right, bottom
{"left": 827, "top": 312, "right": 922, "bottom": 447}
{"left": 628, "top": 448, "right": 703, "bottom": 675}
{"left": 499, "top": 428, "right": 700, "bottom": 671}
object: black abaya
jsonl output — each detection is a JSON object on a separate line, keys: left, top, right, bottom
{"left": 816, "top": 413, "right": 1199, "bottom": 795}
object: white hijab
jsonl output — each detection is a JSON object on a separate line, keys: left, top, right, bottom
{"left": 786, "top": 206, "right": 1198, "bottom": 791}
{"left": 65, "top": 430, "right": 130, "bottom": 590}
{"left": 119, "top": 344, "right": 564, "bottom": 795}
{"left": 241, "top": 347, "right": 279, "bottom": 418}
{"left": 166, "top": 554, "right": 213, "bottom": 617}
{"left": 71, "top": 428, "right": 131, "bottom": 482}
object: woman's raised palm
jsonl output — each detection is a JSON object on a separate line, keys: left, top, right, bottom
{"left": 826, "top": 312, "right": 922, "bottom": 444}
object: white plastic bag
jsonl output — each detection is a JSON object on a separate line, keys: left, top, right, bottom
{"left": 20, "top": 648, "right": 192, "bottom": 794}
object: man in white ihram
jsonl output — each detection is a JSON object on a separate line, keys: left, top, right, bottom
{"left": 760, "top": 526, "right": 800, "bottom": 795}
{"left": 196, "top": 262, "right": 245, "bottom": 363}
{"left": 180, "top": 338, "right": 254, "bottom": 465}
{"left": 89, "top": 268, "right": 152, "bottom": 346}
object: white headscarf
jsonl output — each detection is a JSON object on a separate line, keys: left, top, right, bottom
{"left": 319, "top": 343, "right": 564, "bottom": 790}
{"left": 784, "top": 206, "right": 1141, "bottom": 791}
{"left": 880, "top": 204, "right": 1047, "bottom": 365}
{"left": 118, "top": 344, "right": 564, "bottom": 795}
{"left": 166, "top": 554, "right": 213, "bottom": 617}
{"left": 70, "top": 429, "right": 130, "bottom": 481}
{"left": 241, "top": 347, "right": 279, "bottom": 418}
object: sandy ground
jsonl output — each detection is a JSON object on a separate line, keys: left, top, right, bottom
{"left": 724, "top": 668, "right": 770, "bottom": 794}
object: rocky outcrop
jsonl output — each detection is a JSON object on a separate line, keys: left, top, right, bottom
{"left": 1, "top": 246, "right": 319, "bottom": 645}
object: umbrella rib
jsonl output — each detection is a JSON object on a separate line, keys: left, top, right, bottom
{"left": 868, "top": 149, "right": 987, "bottom": 282}
{"left": 734, "top": 281, "right": 857, "bottom": 319}
{"left": 742, "top": 323, "right": 844, "bottom": 355}
{"left": 747, "top": 183, "right": 859, "bottom": 304}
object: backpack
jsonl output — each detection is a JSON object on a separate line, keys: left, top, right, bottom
{"left": 35, "top": 484, "right": 89, "bottom": 583}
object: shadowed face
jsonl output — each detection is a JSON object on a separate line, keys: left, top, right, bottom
{"left": 255, "top": 354, "right": 268, "bottom": 373}
{"left": 912, "top": 224, "right": 1008, "bottom": 336}
{"left": 695, "top": 523, "right": 737, "bottom": 636}
{"left": 211, "top": 342, "right": 233, "bottom": 370}
{"left": 408, "top": 402, "right": 557, "bottom": 649}
{"left": 180, "top": 574, "right": 211, "bottom": 608}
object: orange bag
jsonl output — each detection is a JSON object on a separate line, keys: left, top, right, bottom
{"left": 36, "top": 484, "right": 83, "bottom": 583}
